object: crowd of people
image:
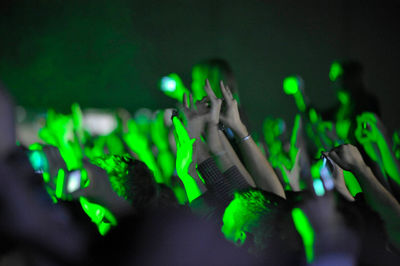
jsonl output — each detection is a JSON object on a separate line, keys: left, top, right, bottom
{"left": 0, "top": 59, "right": 400, "bottom": 265}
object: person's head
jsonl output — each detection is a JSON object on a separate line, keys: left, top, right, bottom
{"left": 91, "top": 154, "right": 158, "bottom": 211}
{"left": 191, "top": 58, "right": 238, "bottom": 102}
{"left": 221, "top": 189, "right": 283, "bottom": 247}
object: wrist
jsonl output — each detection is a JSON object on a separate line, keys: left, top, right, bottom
{"left": 352, "top": 164, "right": 371, "bottom": 179}
{"left": 233, "top": 124, "right": 249, "bottom": 139}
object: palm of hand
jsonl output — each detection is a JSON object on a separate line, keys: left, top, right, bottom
{"left": 176, "top": 138, "right": 195, "bottom": 176}
{"left": 173, "top": 116, "right": 196, "bottom": 175}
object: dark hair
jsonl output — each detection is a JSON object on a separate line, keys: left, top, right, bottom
{"left": 91, "top": 154, "right": 158, "bottom": 210}
{"left": 340, "top": 60, "right": 364, "bottom": 80}
{"left": 194, "top": 58, "right": 238, "bottom": 94}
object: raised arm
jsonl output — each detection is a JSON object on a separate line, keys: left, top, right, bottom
{"left": 219, "top": 81, "right": 285, "bottom": 198}
{"left": 328, "top": 144, "right": 400, "bottom": 250}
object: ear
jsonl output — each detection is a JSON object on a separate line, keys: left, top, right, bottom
{"left": 236, "top": 230, "right": 247, "bottom": 246}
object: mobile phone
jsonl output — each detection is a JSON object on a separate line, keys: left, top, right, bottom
{"left": 319, "top": 154, "right": 335, "bottom": 191}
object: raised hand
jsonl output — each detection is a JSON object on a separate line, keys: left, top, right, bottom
{"left": 283, "top": 148, "right": 301, "bottom": 191}
{"left": 219, "top": 81, "right": 247, "bottom": 138}
{"left": 172, "top": 116, "right": 202, "bottom": 202}
{"left": 328, "top": 144, "right": 367, "bottom": 172}
{"left": 204, "top": 79, "right": 222, "bottom": 125}
{"left": 355, "top": 113, "right": 382, "bottom": 144}
{"left": 323, "top": 152, "right": 356, "bottom": 201}
{"left": 181, "top": 93, "right": 207, "bottom": 139}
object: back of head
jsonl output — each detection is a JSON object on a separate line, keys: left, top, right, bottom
{"left": 91, "top": 155, "right": 158, "bottom": 211}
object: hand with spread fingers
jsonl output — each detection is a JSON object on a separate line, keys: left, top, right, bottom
{"left": 219, "top": 81, "right": 248, "bottom": 138}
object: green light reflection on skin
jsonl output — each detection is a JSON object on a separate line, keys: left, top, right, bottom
{"left": 329, "top": 61, "right": 343, "bottom": 82}
{"left": 55, "top": 168, "right": 65, "bottom": 199}
{"left": 343, "top": 170, "right": 362, "bottom": 196}
{"left": 221, "top": 191, "right": 271, "bottom": 247}
{"left": 79, "top": 197, "right": 117, "bottom": 236}
{"left": 291, "top": 208, "right": 315, "bottom": 263}
{"left": 309, "top": 108, "right": 318, "bottom": 124}
{"left": 172, "top": 116, "right": 202, "bottom": 203}
{"left": 221, "top": 198, "right": 247, "bottom": 246}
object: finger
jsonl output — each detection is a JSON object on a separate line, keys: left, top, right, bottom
{"left": 210, "top": 98, "right": 222, "bottom": 115}
{"left": 183, "top": 93, "right": 189, "bottom": 109}
{"left": 327, "top": 150, "right": 342, "bottom": 167}
{"left": 225, "top": 84, "right": 234, "bottom": 100}
{"left": 220, "top": 81, "right": 232, "bottom": 104}
{"left": 172, "top": 116, "right": 190, "bottom": 144}
{"left": 204, "top": 79, "right": 217, "bottom": 100}
{"left": 189, "top": 94, "right": 194, "bottom": 109}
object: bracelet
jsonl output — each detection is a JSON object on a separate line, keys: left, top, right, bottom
{"left": 214, "top": 150, "right": 227, "bottom": 157}
{"left": 238, "top": 134, "right": 251, "bottom": 144}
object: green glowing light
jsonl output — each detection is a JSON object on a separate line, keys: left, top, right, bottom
{"left": 28, "top": 143, "right": 43, "bottom": 151}
{"left": 337, "top": 90, "right": 350, "bottom": 105}
{"left": 329, "top": 61, "right": 343, "bottom": 82}
{"left": 336, "top": 119, "right": 351, "bottom": 140}
{"left": 290, "top": 114, "right": 301, "bottom": 163}
{"left": 311, "top": 160, "right": 323, "bottom": 179}
{"left": 55, "top": 169, "right": 65, "bottom": 199}
{"left": 309, "top": 108, "right": 318, "bottom": 124}
{"left": 43, "top": 172, "right": 50, "bottom": 183}
{"left": 292, "top": 208, "right": 315, "bottom": 263}
{"left": 159, "top": 73, "right": 189, "bottom": 102}
{"left": 81, "top": 168, "right": 90, "bottom": 188}
{"left": 283, "top": 76, "right": 299, "bottom": 95}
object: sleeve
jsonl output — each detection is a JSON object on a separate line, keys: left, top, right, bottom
{"left": 197, "top": 158, "right": 233, "bottom": 205}
{"left": 223, "top": 165, "right": 251, "bottom": 193}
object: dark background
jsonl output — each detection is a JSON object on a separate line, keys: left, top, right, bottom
{"left": 1, "top": 0, "right": 399, "bottom": 133}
